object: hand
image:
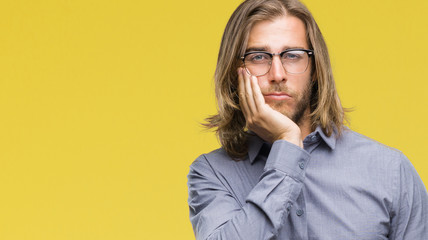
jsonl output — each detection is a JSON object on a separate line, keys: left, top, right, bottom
{"left": 238, "top": 68, "right": 303, "bottom": 148}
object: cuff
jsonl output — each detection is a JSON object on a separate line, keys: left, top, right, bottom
{"left": 264, "top": 140, "right": 311, "bottom": 182}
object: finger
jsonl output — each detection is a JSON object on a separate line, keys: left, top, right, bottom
{"left": 249, "top": 73, "right": 266, "bottom": 111}
{"left": 243, "top": 68, "right": 257, "bottom": 115}
{"left": 238, "top": 68, "right": 250, "bottom": 118}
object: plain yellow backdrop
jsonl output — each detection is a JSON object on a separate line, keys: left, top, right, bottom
{"left": 0, "top": 0, "right": 426, "bottom": 239}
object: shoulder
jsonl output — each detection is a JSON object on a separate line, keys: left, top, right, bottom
{"left": 339, "top": 128, "right": 425, "bottom": 187}
{"left": 188, "top": 147, "right": 248, "bottom": 180}
{"left": 334, "top": 128, "right": 414, "bottom": 184}
{"left": 339, "top": 128, "right": 405, "bottom": 162}
{"left": 334, "top": 128, "right": 426, "bottom": 207}
{"left": 189, "top": 147, "right": 235, "bottom": 170}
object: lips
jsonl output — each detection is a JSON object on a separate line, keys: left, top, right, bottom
{"left": 263, "top": 92, "right": 292, "bottom": 100}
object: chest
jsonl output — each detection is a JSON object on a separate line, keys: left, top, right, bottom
{"left": 230, "top": 155, "right": 393, "bottom": 239}
{"left": 299, "top": 151, "right": 393, "bottom": 239}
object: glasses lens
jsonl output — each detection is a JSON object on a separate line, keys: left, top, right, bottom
{"left": 281, "top": 50, "right": 309, "bottom": 74}
{"left": 244, "top": 53, "right": 271, "bottom": 76}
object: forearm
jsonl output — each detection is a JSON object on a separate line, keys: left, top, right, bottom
{"left": 188, "top": 140, "right": 310, "bottom": 239}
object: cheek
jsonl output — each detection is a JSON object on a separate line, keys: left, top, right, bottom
{"left": 296, "top": 79, "right": 309, "bottom": 90}
{"left": 296, "top": 73, "right": 312, "bottom": 89}
{"left": 256, "top": 77, "right": 270, "bottom": 89}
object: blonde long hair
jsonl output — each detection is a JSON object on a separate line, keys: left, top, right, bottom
{"left": 204, "top": 0, "right": 347, "bottom": 159}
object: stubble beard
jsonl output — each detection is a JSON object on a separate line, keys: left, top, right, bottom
{"left": 269, "top": 80, "right": 312, "bottom": 126}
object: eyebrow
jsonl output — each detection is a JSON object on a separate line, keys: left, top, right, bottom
{"left": 245, "top": 47, "right": 267, "bottom": 52}
{"left": 245, "top": 46, "right": 306, "bottom": 53}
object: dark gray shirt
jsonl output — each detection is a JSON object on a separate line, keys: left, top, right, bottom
{"left": 187, "top": 127, "right": 428, "bottom": 239}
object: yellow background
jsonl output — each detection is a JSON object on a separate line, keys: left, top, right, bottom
{"left": 0, "top": 0, "right": 426, "bottom": 239}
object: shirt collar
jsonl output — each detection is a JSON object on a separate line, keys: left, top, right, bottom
{"left": 247, "top": 133, "right": 265, "bottom": 164}
{"left": 315, "top": 125, "right": 337, "bottom": 150}
{"left": 246, "top": 125, "right": 338, "bottom": 164}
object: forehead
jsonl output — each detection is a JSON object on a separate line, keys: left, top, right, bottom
{"left": 247, "top": 15, "right": 308, "bottom": 51}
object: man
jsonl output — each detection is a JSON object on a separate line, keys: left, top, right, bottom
{"left": 187, "top": 0, "right": 428, "bottom": 239}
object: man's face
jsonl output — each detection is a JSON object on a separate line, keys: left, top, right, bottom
{"left": 246, "top": 15, "right": 312, "bottom": 124}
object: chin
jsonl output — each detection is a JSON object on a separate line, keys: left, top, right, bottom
{"left": 280, "top": 110, "right": 294, "bottom": 120}
{"left": 270, "top": 103, "right": 293, "bottom": 117}
{"left": 274, "top": 107, "right": 294, "bottom": 119}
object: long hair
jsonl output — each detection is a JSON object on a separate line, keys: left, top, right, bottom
{"left": 204, "top": 0, "right": 347, "bottom": 159}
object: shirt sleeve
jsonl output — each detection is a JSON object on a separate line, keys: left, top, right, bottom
{"left": 187, "top": 140, "right": 310, "bottom": 240}
{"left": 388, "top": 153, "right": 428, "bottom": 239}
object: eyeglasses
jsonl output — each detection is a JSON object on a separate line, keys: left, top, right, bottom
{"left": 241, "top": 49, "right": 314, "bottom": 76}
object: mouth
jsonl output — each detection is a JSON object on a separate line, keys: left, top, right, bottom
{"left": 263, "top": 92, "right": 292, "bottom": 101}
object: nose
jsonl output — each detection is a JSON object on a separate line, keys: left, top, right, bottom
{"left": 268, "top": 55, "right": 287, "bottom": 83}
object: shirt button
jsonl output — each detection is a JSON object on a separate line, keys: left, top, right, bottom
{"left": 296, "top": 209, "right": 304, "bottom": 216}
{"left": 311, "top": 135, "right": 317, "bottom": 141}
{"left": 299, "top": 162, "right": 305, "bottom": 170}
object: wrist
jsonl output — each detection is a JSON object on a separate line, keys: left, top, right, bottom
{"left": 276, "top": 131, "right": 303, "bottom": 148}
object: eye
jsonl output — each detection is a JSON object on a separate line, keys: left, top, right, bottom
{"left": 245, "top": 53, "right": 270, "bottom": 64}
{"left": 282, "top": 51, "right": 305, "bottom": 61}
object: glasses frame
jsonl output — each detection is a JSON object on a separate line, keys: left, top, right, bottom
{"left": 240, "top": 48, "right": 314, "bottom": 76}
